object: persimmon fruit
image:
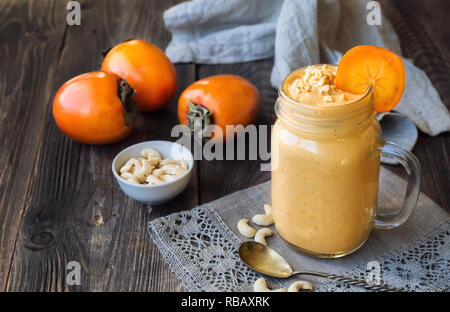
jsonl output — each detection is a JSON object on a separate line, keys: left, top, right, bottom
{"left": 178, "top": 75, "right": 260, "bottom": 142}
{"left": 52, "top": 71, "right": 137, "bottom": 145}
{"left": 336, "top": 45, "right": 405, "bottom": 113}
{"left": 101, "top": 39, "right": 177, "bottom": 112}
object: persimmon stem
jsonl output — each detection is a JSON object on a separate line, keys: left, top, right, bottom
{"left": 187, "top": 101, "right": 213, "bottom": 141}
{"left": 101, "top": 47, "right": 112, "bottom": 58}
{"left": 118, "top": 79, "right": 138, "bottom": 127}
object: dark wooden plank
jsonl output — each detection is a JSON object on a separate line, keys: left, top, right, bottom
{"left": 196, "top": 60, "right": 276, "bottom": 203}
{"left": 3, "top": 0, "right": 449, "bottom": 293}
{"left": 0, "top": 0, "right": 68, "bottom": 291}
{"left": 6, "top": 0, "right": 195, "bottom": 291}
{"left": 385, "top": 0, "right": 450, "bottom": 107}
{"left": 412, "top": 134, "right": 449, "bottom": 211}
{"left": 382, "top": 0, "right": 450, "bottom": 211}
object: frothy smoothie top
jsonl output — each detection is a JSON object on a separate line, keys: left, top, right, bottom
{"left": 284, "top": 65, "right": 363, "bottom": 106}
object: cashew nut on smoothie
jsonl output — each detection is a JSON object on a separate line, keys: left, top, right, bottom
{"left": 271, "top": 65, "right": 381, "bottom": 257}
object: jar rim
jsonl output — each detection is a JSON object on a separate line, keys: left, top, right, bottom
{"left": 276, "top": 64, "right": 375, "bottom": 134}
{"left": 278, "top": 64, "right": 373, "bottom": 112}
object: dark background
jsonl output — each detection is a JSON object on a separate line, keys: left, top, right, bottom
{"left": 0, "top": 0, "right": 448, "bottom": 291}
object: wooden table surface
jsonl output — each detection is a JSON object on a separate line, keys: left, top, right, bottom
{"left": 0, "top": 0, "right": 448, "bottom": 291}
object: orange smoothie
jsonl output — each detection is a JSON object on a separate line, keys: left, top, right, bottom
{"left": 271, "top": 65, "right": 381, "bottom": 257}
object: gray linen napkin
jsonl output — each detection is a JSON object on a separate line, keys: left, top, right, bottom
{"left": 148, "top": 168, "right": 450, "bottom": 291}
{"left": 163, "top": 0, "right": 450, "bottom": 141}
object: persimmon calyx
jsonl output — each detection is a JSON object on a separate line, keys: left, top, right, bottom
{"left": 118, "top": 79, "right": 138, "bottom": 127}
{"left": 187, "top": 101, "right": 213, "bottom": 140}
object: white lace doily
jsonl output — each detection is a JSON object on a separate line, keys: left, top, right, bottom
{"left": 148, "top": 205, "right": 449, "bottom": 292}
{"left": 316, "top": 221, "right": 449, "bottom": 292}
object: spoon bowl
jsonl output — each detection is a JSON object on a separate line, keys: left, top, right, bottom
{"left": 239, "top": 241, "right": 293, "bottom": 278}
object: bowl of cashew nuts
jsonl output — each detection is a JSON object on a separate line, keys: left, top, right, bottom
{"left": 112, "top": 140, "right": 194, "bottom": 204}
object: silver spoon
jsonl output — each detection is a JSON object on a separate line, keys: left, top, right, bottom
{"left": 238, "top": 241, "right": 398, "bottom": 292}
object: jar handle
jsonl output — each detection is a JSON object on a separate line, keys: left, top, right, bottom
{"left": 374, "top": 141, "right": 422, "bottom": 229}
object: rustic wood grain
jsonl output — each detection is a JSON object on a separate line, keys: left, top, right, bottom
{"left": 386, "top": 0, "right": 450, "bottom": 105}
{"left": 0, "top": 0, "right": 448, "bottom": 292}
{"left": 5, "top": 0, "right": 194, "bottom": 292}
{"left": 0, "top": 0, "right": 68, "bottom": 291}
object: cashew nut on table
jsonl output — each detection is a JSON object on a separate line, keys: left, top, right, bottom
{"left": 253, "top": 278, "right": 286, "bottom": 292}
{"left": 252, "top": 204, "right": 274, "bottom": 226}
{"left": 253, "top": 278, "right": 314, "bottom": 292}
{"left": 254, "top": 228, "right": 273, "bottom": 246}
{"left": 287, "top": 281, "right": 315, "bottom": 292}
{"left": 237, "top": 219, "right": 256, "bottom": 238}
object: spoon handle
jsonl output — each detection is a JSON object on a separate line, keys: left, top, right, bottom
{"left": 293, "top": 271, "right": 398, "bottom": 292}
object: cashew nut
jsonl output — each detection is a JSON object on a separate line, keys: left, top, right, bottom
{"left": 141, "top": 148, "right": 162, "bottom": 165}
{"left": 120, "top": 158, "right": 136, "bottom": 174}
{"left": 160, "top": 174, "right": 178, "bottom": 183}
{"left": 118, "top": 148, "right": 188, "bottom": 185}
{"left": 254, "top": 228, "right": 272, "bottom": 246}
{"left": 151, "top": 168, "right": 164, "bottom": 177}
{"left": 252, "top": 204, "right": 274, "bottom": 226}
{"left": 160, "top": 164, "right": 186, "bottom": 176}
{"left": 253, "top": 278, "right": 286, "bottom": 292}
{"left": 237, "top": 219, "right": 256, "bottom": 238}
{"left": 159, "top": 158, "right": 181, "bottom": 166}
{"left": 146, "top": 174, "right": 163, "bottom": 185}
{"left": 133, "top": 158, "right": 153, "bottom": 182}
{"left": 120, "top": 172, "right": 139, "bottom": 184}
{"left": 252, "top": 213, "right": 274, "bottom": 226}
{"left": 287, "top": 281, "right": 314, "bottom": 292}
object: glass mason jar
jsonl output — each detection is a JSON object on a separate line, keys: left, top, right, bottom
{"left": 271, "top": 65, "right": 422, "bottom": 258}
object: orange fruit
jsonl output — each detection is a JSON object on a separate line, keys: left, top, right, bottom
{"left": 53, "top": 71, "right": 137, "bottom": 145}
{"left": 178, "top": 75, "right": 260, "bottom": 142}
{"left": 101, "top": 39, "right": 177, "bottom": 112}
{"left": 336, "top": 45, "right": 405, "bottom": 113}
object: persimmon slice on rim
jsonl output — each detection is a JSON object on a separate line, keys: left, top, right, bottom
{"left": 336, "top": 45, "right": 405, "bottom": 113}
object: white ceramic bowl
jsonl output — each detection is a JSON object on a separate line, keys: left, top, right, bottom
{"left": 112, "top": 140, "right": 194, "bottom": 205}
